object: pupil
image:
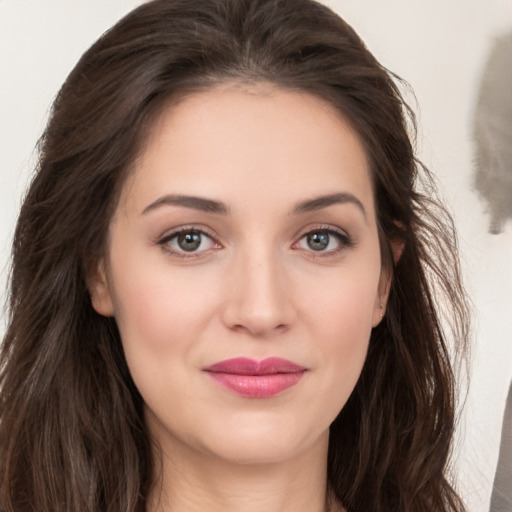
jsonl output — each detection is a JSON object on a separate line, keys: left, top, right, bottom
{"left": 178, "top": 232, "right": 201, "bottom": 251}
{"left": 307, "top": 232, "right": 329, "bottom": 251}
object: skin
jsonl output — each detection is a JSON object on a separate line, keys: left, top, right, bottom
{"left": 90, "top": 83, "right": 393, "bottom": 512}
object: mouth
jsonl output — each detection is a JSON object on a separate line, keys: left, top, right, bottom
{"left": 202, "top": 357, "right": 307, "bottom": 398}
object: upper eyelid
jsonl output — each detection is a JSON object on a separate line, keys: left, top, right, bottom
{"left": 157, "top": 225, "right": 219, "bottom": 244}
{"left": 294, "top": 223, "right": 350, "bottom": 240}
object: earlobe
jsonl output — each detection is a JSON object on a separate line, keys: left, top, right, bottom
{"left": 87, "top": 260, "right": 115, "bottom": 317}
{"left": 372, "top": 277, "right": 390, "bottom": 327}
{"left": 371, "top": 298, "right": 386, "bottom": 327}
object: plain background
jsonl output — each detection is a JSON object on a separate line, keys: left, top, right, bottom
{"left": 1, "top": 1, "right": 511, "bottom": 510}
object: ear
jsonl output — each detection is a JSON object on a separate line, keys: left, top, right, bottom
{"left": 390, "top": 234, "right": 405, "bottom": 265}
{"left": 372, "top": 236, "right": 405, "bottom": 327}
{"left": 86, "top": 259, "right": 115, "bottom": 317}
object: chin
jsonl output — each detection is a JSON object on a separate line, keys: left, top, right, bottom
{"left": 196, "top": 415, "right": 329, "bottom": 466}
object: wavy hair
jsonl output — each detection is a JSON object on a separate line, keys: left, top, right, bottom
{"left": 0, "top": 0, "right": 469, "bottom": 510}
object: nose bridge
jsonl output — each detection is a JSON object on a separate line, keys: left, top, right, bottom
{"left": 223, "top": 241, "right": 293, "bottom": 335}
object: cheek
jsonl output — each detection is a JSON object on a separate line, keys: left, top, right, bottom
{"left": 319, "top": 286, "right": 374, "bottom": 371}
{"left": 107, "top": 254, "right": 220, "bottom": 381}
{"left": 301, "top": 260, "right": 379, "bottom": 340}
{"left": 298, "top": 262, "right": 379, "bottom": 405}
{"left": 107, "top": 262, "right": 226, "bottom": 436}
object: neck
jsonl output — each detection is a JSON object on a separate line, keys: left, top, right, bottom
{"left": 146, "top": 431, "right": 343, "bottom": 512}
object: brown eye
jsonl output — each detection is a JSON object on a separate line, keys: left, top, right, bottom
{"left": 160, "top": 229, "right": 216, "bottom": 255}
{"left": 177, "top": 231, "right": 202, "bottom": 251}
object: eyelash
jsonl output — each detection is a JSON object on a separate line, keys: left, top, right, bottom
{"left": 156, "top": 225, "right": 355, "bottom": 259}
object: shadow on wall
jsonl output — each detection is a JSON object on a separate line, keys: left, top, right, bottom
{"left": 489, "top": 382, "right": 512, "bottom": 512}
{"left": 473, "top": 29, "right": 512, "bottom": 235}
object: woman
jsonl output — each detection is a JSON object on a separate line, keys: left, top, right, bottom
{"left": 0, "top": 0, "right": 469, "bottom": 511}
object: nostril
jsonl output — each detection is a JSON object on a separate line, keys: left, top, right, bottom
{"left": 227, "top": 320, "right": 289, "bottom": 336}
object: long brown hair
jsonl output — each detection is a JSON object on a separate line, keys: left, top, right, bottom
{"left": 0, "top": 1, "right": 469, "bottom": 510}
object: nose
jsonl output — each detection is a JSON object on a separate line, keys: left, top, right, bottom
{"left": 221, "top": 248, "right": 295, "bottom": 337}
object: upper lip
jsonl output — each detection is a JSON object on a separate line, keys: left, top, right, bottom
{"left": 203, "top": 357, "right": 307, "bottom": 375}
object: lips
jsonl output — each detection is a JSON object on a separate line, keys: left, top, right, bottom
{"left": 203, "top": 357, "right": 307, "bottom": 398}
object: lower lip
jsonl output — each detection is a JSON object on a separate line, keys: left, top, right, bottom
{"left": 205, "top": 372, "right": 306, "bottom": 398}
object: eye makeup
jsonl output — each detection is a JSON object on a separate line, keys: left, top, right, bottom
{"left": 155, "top": 222, "right": 356, "bottom": 261}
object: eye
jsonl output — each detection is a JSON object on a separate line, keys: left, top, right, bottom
{"left": 303, "top": 231, "right": 332, "bottom": 251}
{"left": 295, "top": 228, "right": 353, "bottom": 254}
{"left": 158, "top": 228, "right": 218, "bottom": 256}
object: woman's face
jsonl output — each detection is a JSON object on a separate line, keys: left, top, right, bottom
{"left": 90, "top": 84, "right": 389, "bottom": 465}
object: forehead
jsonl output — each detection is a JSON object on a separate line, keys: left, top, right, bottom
{"left": 118, "top": 83, "right": 375, "bottom": 218}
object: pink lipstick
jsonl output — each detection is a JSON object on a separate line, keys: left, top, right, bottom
{"left": 203, "top": 357, "right": 307, "bottom": 398}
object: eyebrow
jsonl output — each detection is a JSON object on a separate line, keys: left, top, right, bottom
{"left": 142, "top": 194, "right": 229, "bottom": 215}
{"left": 293, "top": 192, "right": 367, "bottom": 219}
{"left": 141, "top": 192, "right": 366, "bottom": 218}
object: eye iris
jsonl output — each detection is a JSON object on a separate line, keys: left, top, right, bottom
{"left": 307, "top": 231, "right": 329, "bottom": 251}
{"left": 177, "top": 232, "right": 202, "bottom": 251}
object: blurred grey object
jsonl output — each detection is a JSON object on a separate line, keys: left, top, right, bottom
{"left": 473, "top": 30, "right": 512, "bottom": 234}
{"left": 489, "top": 382, "right": 512, "bottom": 512}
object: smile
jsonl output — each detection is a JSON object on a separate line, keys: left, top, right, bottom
{"left": 203, "top": 357, "right": 307, "bottom": 398}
